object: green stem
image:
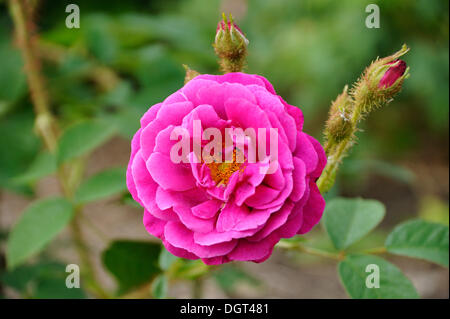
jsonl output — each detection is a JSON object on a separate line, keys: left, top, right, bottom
{"left": 276, "top": 241, "right": 344, "bottom": 261}
{"left": 361, "top": 247, "right": 387, "bottom": 255}
{"left": 278, "top": 241, "right": 390, "bottom": 261}
{"left": 192, "top": 276, "right": 204, "bottom": 299}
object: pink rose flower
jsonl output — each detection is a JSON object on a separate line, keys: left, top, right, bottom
{"left": 126, "top": 72, "right": 326, "bottom": 264}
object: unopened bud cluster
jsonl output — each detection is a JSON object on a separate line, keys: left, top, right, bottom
{"left": 319, "top": 45, "right": 410, "bottom": 193}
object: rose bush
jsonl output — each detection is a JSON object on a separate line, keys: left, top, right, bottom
{"left": 126, "top": 72, "right": 326, "bottom": 264}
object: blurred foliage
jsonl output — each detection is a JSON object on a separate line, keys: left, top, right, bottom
{"left": 418, "top": 195, "right": 449, "bottom": 225}
{"left": 1, "top": 259, "right": 86, "bottom": 298}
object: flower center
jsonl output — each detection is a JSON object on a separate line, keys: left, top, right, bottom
{"left": 206, "top": 148, "right": 244, "bottom": 186}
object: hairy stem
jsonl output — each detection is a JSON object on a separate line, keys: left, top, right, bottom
{"left": 8, "top": 0, "right": 57, "bottom": 150}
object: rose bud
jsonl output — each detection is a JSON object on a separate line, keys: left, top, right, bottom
{"left": 378, "top": 60, "right": 407, "bottom": 88}
{"left": 215, "top": 17, "right": 249, "bottom": 47}
{"left": 213, "top": 13, "right": 248, "bottom": 73}
{"left": 352, "top": 44, "right": 410, "bottom": 113}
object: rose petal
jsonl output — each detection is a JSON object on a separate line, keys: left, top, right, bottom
{"left": 164, "top": 221, "right": 237, "bottom": 258}
{"left": 147, "top": 153, "right": 196, "bottom": 191}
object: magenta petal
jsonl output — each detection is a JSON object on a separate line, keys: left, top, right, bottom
{"left": 228, "top": 232, "right": 280, "bottom": 261}
{"left": 297, "top": 181, "right": 325, "bottom": 234}
{"left": 245, "top": 185, "right": 280, "bottom": 207}
{"left": 234, "top": 183, "right": 256, "bottom": 206}
{"left": 163, "top": 91, "right": 188, "bottom": 105}
{"left": 307, "top": 134, "right": 327, "bottom": 179}
{"left": 155, "top": 187, "right": 214, "bottom": 233}
{"left": 140, "top": 103, "right": 162, "bottom": 127}
{"left": 284, "top": 101, "right": 304, "bottom": 131}
{"left": 171, "top": 206, "right": 215, "bottom": 233}
{"left": 193, "top": 227, "right": 259, "bottom": 245}
{"left": 293, "top": 132, "right": 318, "bottom": 174}
{"left": 131, "top": 149, "right": 157, "bottom": 210}
{"left": 181, "top": 78, "right": 217, "bottom": 105}
{"left": 147, "top": 153, "right": 196, "bottom": 191}
{"left": 233, "top": 162, "right": 269, "bottom": 206}
{"left": 225, "top": 98, "right": 271, "bottom": 130}
{"left": 164, "top": 222, "right": 237, "bottom": 258}
{"left": 153, "top": 125, "right": 177, "bottom": 156}
{"left": 155, "top": 187, "right": 207, "bottom": 211}
{"left": 196, "top": 72, "right": 269, "bottom": 91}
{"left": 192, "top": 199, "right": 223, "bottom": 219}
{"left": 147, "top": 203, "right": 178, "bottom": 222}
{"left": 252, "top": 172, "right": 294, "bottom": 211}
{"left": 216, "top": 202, "right": 272, "bottom": 232}
{"left": 201, "top": 256, "right": 229, "bottom": 265}
{"left": 254, "top": 90, "right": 297, "bottom": 151}
{"left": 248, "top": 201, "right": 295, "bottom": 242}
{"left": 140, "top": 101, "right": 193, "bottom": 160}
{"left": 263, "top": 166, "right": 285, "bottom": 190}
{"left": 290, "top": 157, "right": 307, "bottom": 202}
{"left": 162, "top": 240, "right": 198, "bottom": 260}
{"left": 181, "top": 104, "right": 226, "bottom": 136}
{"left": 196, "top": 82, "right": 257, "bottom": 119}
{"left": 277, "top": 205, "right": 304, "bottom": 238}
{"left": 126, "top": 129, "right": 142, "bottom": 205}
{"left": 143, "top": 210, "right": 166, "bottom": 238}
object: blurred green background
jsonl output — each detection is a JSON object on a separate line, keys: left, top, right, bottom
{"left": 0, "top": 0, "right": 448, "bottom": 298}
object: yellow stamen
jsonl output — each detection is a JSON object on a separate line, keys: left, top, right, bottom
{"left": 205, "top": 148, "right": 244, "bottom": 186}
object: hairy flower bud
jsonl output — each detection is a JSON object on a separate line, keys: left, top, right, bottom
{"left": 325, "top": 86, "right": 354, "bottom": 144}
{"left": 213, "top": 14, "right": 248, "bottom": 73}
{"left": 352, "top": 44, "right": 410, "bottom": 114}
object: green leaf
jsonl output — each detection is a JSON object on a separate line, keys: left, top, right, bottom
{"left": 151, "top": 274, "right": 168, "bottom": 299}
{"left": 75, "top": 167, "right": 127, "bottom": 204}
{"left": 213, "top": 265, "right": 260, "bottom": 294}
{"left": 6, "top": 198, "right": 74, "bottom": 269}
{"left": 323, "top": 197, "right": 385, "bottom": 250}
{"left": 338, "top": 254, "right": 419, "bottom": 299}
{"left": 158, "top": 247, "right": 179, "bottom": 271}
{"left": 0, "top": 42, "right": 26, "bottom": 115}
{"left": 13, "top": 151, "right": 57, "bottom": 184}
{"left": 105, "top": 108, "right": 141, "bottom": 140}
{"left": 385, "top": 219, "right": 449, "bottom": 267}
{"left": 0, "top": 111, "right": 40, "bottom": 195}
{"left": 102, "top": 240, "right": 161, "bottom": 294}
{"left": 33, "top": 277, "right": 86, "bottom": 299}
{"left": 1, "top": 263, "right": 38, "bottom": 292}
{"left": 57, "top": 120, "right": 115, "bottom": 164}
{"left": 1, "top": 260, "right": 86, "bottom": 298}
{"left": 120, "top": 192, "right": 142, "bottom": 209}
